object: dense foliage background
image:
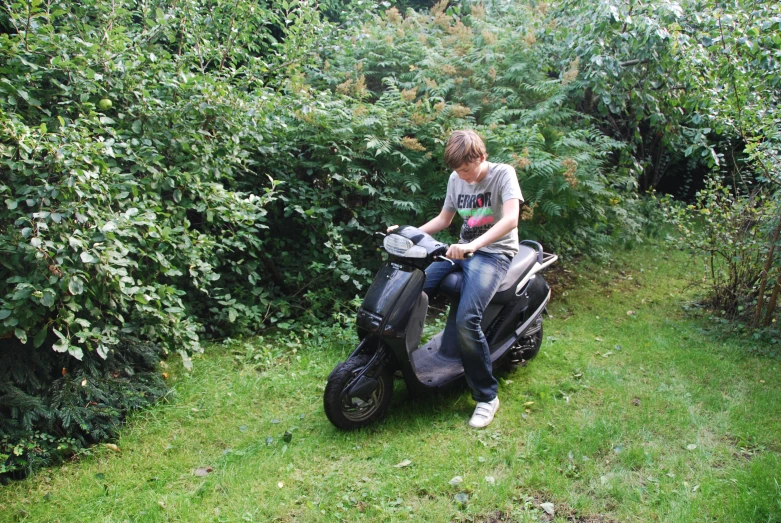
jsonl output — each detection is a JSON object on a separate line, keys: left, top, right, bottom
{"left": 1, "top": 0, "right": 778, "bottom": 476}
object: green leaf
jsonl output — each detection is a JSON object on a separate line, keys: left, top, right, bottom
{"left": 34, "top": 326, "right": 48, "bottom": 348}
{"left": 15, "top": 329, "right": 27, "bottom": 345}
{"left": 52, "top": 337, "right": 69, "bottom": 353}
{"left": 180, "top": 350, "right": 193, "bottom": 371}
{"left": 68, "top": 277, "right": 84, "bottom": 295}
{"left": 80, "top": 252, "right": 98, "bottom": 263}
{"left": 41, "top": 290, "right": 56, "bottom": 307}
{"left": 0, "top": 310, "right": 11, "bottom": 320}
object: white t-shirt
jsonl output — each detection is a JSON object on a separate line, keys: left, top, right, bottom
{"left": 443, "top": 162, "right": 524, "bottom": 258}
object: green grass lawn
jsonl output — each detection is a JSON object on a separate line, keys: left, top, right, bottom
{"left": 2, "top": 242, "right": 780, "bottom": 522}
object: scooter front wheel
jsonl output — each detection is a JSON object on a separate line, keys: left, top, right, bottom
{"left": 324, "top": 354, "right": 393, "bottom": 430}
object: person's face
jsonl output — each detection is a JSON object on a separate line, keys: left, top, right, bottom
{"left": 454, "top": 156, "right": 485, "bottom": 184}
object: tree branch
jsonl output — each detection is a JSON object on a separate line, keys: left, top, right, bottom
{"left": 620, "top": 58, "right": 649, "bottom": 67}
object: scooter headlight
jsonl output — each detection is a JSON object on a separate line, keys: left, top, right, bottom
{"left": 383, "top": 235, "right": 427, "bottom": 258}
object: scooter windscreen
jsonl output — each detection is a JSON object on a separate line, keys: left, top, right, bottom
{"left": 383, "top": 226, "right": 447, "bottom": 260}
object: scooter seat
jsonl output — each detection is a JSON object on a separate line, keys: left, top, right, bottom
{"left": 439, "top": 246, "right": 538, "bottom": 305}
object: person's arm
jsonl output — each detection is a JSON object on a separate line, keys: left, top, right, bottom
{"left": 386, "top": 208, "right": 455, "bottom": 234}
{"left": 419, "top": 209, "right": 456, "bottom": 235}
{"left": 446, "top": 198, "right": 519, "bottom": 259}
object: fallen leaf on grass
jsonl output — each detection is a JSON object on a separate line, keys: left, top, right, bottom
{"left": 193, "top": 467, "right": 213, "bottom": 477}
{"left": 602, "top": 351, "right": 613, "bottom": 358}
{"left": 485, "top": 476, "right": 495, "bottom": 485}
{"left": 449, "top": 476, "right": 463, "bottom": 486}
{"left": 686, "top": 444, "right": 697, "bottom": 451}
{"left": 394, "top": 459, "right": 412, "bottom": 468}
{"left": 523, "top": 401, "right": 534, "bottom": 407}
{"left": 277, "top": 481, "right": 284, "bottom": 488}
{"left": 104, "top": 443, "right": 120, "bottom": 453}
{"left": 540, "top": 502, "right": 554, "bottom": 515}
{"left": 627, "top": 310, "right": 635, "bottom": 316}
{"left": 454, "top": 493, "right": 468, "bottom": 504}
{"left": 632, "top": 398, "right": 641, "bottom": 406}
{"left": 595, "top": 337, "right": 603, "bottom": 342}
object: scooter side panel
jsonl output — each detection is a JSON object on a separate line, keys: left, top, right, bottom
{"left": 361, "top": 263, "right": 419, "bottom": 317}
{"left": 357, "top": 262, "right": 426, "bottom": 344}
{"left": 486, "top": 276, "right": 550, "bottom": 347}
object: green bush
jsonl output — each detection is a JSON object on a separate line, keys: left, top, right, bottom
{"left": 12, "top": 0, "right": 775, "bottom": 477}
{"left": 0, "top": 336, "right": 167, "bottom": 477}
{"left": 307, "top": 1, "right": 643, "bottom": 255}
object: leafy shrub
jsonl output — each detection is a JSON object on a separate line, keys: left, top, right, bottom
{"left": 7, "top": 0, "right": 777, "bottom": 477}
{"left": 0, "top": 0, "right": 316, "bottom": 477}
{"left": 0, "top": 336, "right": 167, "bottom": 477}
{"left": 307, "top": 0, "right": 644, "bottom": 255}
{"left": 666, "top": 178, "right": 781, "bottom": 326}
{"left": 537, "top": 0, "right": 781, "bottom": 195}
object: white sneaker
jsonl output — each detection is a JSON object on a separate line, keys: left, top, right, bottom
{"left": 469, "top": 397, "right": 499, "bottom": 428}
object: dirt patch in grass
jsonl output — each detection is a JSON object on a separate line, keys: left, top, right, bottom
{"left": 475, "top": 495, "right": 618, "bottom": 523}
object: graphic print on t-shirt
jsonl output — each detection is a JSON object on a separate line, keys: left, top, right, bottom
{"left": 457, "top": 191, "right": 494, "bottom": 242}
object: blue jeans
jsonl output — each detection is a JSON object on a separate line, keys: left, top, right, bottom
{"left": 423, "top": 251, "right": 510, "bottom": 402}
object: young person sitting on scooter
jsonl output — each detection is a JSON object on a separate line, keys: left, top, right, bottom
{"left": 391, "top": 130, "right": 523, "bottom": 428}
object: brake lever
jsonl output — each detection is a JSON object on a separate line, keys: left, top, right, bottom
{"left": 434, "top": 251, "right": 473, "bottom": 265}
{"left": 434, "top": 255, "right": 456, "bottom": 266}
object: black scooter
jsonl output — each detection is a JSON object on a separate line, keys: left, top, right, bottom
{"left": 323, "top": 226, "right": 558, "bottom": 430}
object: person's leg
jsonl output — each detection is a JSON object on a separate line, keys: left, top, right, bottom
{"left": 455, "top": 252, "right": 510, "bottom": 403}
{"left": 424, "top": 259, "right": 461, "bottom": 359}
{"left": 423, "top": 259, "right": 461, "bottom": 296}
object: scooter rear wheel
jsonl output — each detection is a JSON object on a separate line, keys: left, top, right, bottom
{"left": 324, "top": 354, "right": 393, "bottom": 430}
{"left": 508, "top": 316, "right": 543, "bottom": 368}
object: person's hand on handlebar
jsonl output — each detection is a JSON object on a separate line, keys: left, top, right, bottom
{"left": 446, "top": 242, "right": 476, "bottom": 260}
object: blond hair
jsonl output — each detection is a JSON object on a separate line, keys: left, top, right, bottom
{"left": 444, "top": 130, "right": 487, "bottom": 169}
